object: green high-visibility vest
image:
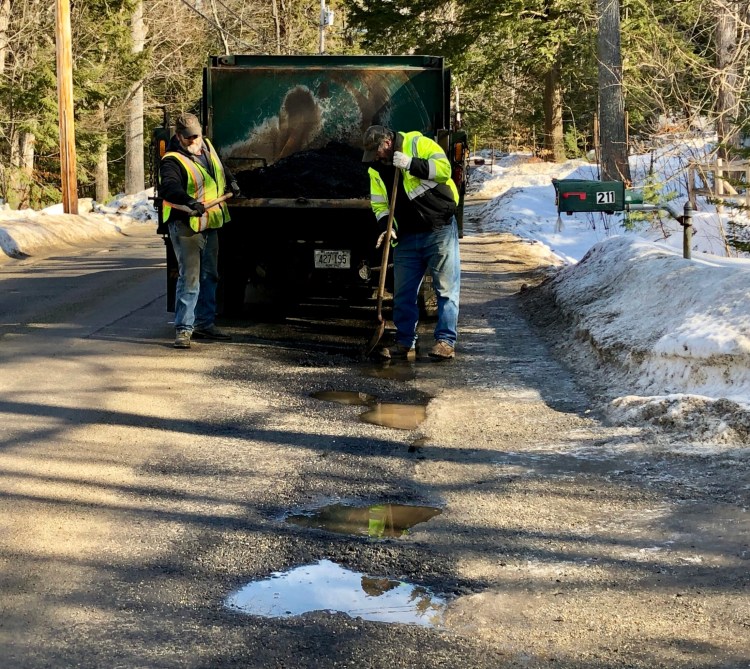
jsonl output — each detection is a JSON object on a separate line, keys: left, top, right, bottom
{"left": 162, "top": 138, "right": 230, "bottom": 232}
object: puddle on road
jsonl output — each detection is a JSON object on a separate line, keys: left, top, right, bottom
{"left": 360, "top": 403, "right": 426, "bottom": 430}
{"left": 360, "top": 362, "right": 417, "bottom": 382}
{"left": 286, "top": 503, "right": 442, "bottom": 538}
{"left": 225, "top": 559, "right": 446, "bottom": 627}
{"left": 311, "top": 390, "right": 376, "bottom": 406}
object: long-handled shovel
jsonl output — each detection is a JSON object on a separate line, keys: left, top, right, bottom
{"left": 168, "top": 192, "right": 233, "bottom": 216}
{"left": 365, "top": 170, "right": 400, "bottom": 357}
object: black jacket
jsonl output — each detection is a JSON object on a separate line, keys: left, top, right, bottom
{"left": 158, "top": 135, "right": 234, "bottom": 226}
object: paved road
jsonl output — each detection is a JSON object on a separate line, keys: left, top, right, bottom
{"left": 1, "top": 219, "right": 747, "bottom": 668}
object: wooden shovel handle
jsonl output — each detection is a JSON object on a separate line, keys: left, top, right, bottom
{"left": 169, "top": 192, "right": 233, "bottom": 215}
{"left": 376, "top": 171, "right": 400, "bottom": 321}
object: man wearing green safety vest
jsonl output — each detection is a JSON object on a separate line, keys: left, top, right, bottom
{"left": 363, "top": 125, "right": 461, "bottom": 360}
{"left": 159, "top": 113, "right": 241, "bottom": 349}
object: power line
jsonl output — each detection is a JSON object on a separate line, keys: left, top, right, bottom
{"left": 177, "top": 0, "right": 261, "bottom": 52}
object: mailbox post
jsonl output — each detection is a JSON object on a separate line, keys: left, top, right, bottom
{"left": 682, "top": 202, "right": 693, "bottom": 260}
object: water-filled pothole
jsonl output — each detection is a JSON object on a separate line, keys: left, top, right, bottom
{"left": 286, "top": 503, "right": 442, "bottom": 538}
{"left": 225, "top": 559, "right": 446, "bottom": 626}
{"left": 310, "top": 390, "right": 376, "bottom": 406}
{"left": 359, "top": 403, "right": 426, "bottom": 429}
{"left": 361, "top": 363, "right": 417, "bottom": 382}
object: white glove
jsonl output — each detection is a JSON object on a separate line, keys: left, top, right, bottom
{"left": 392, "top": 151, "right": 412, "bottom": 170}
{"left": 376, "top": 227, "right": 398, "bottom": 249}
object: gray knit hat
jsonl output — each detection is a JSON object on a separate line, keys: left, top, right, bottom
{"left": 175, "top": 113, "right": 202, "bottom": 137}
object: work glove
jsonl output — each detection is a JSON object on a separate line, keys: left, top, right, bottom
{"left": 375, "top": 227, "right": 397, "bottom": 249}
{"left": 228, "top": 180, "right": 241, "bottom": 197}
{"left": 187, "top": 199, "right": 206, "bottom": 216}
{"left": 392, "top": 150, "right": 412, "bottom": 171}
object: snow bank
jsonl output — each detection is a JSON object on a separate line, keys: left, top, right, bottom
{"left": 549, "top": 236, "right": 750, "bottom": 401}
{"left": 0, "top": 191, "right": 156, "bottom": 261}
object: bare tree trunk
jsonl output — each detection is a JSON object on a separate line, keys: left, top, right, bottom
{"left": 125, "top": 0, "right": 145, "bottom": 195}
{"left": 271, "top": 0, "right": 282, "bottom": 54}
{"left": 9, "top": 131, "right": 34, "bottom": 208}
{"left": 543, "top": 61, "right": 565, "bottom": 162}
{"left": 715, "top": 1, "right": 740, "bottom": 160}
{"left": 597, "top": 0, "right": 631, "bottom": 182}
{"left": 0, "top": 0, "right": 10, "bottom": 75}
{"left": 8, "top": 128, "right": 21, "bottom": 208}
{"left": 95, "top": 102, "right": 109, "bottom": 203}
{"left": 208, "top": 0, "right": 229, "bottom": 55}
{"left": 19, "top": 131, "right": 34, "bottom": 208}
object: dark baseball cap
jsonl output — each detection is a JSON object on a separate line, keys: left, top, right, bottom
{"left": 175, "top": 113, "right": 202, "bottom": 137}
{"left": 362, "top": 125, "right": 392, "bottom": 162}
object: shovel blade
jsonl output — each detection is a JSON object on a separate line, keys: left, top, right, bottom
{"left": 364, "top": 319, "right": 385, "bottom": 358}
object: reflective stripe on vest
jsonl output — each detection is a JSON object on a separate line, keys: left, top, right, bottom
{"left": 162, "top": 138, "right": 230, "bottom": 232}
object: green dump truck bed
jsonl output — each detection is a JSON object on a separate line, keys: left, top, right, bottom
{"left": 155, "top": 55, "right": 466, "bottom": 313}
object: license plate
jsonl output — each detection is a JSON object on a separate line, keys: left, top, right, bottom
{"left": 314, "top": 249, "right": 350, "bottom": 269}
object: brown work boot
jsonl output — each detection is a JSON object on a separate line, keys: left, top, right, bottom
{"left": 174, "top": 330, "right": 191, "bottom": 349}
{"left": 429, "top": 340, "right": 455, "bottom": 360}
{"left": 377, "top": 342, "right": 415, "bottom": 361}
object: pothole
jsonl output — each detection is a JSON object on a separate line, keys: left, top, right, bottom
{"left": 359, "top": 403, "right": 427, "bottom": 430}
{"left": 285, "top": 502, "right": 442, "bottom": 538}
{"left": 360, "top": 363, "right": 417, "bottom": 382}
{"left": 310, "top": 390, "right": 376, "bottom": 406}
{"left": 225, "top": 559, "right": 446, "bottom": 627}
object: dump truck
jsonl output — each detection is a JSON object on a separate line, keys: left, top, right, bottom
{"left": 152, "top": 54, "right": 468, "bottom": 314}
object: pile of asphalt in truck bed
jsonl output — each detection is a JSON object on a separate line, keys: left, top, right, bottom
{"left": 235, "top": 141, "right": 370, "bottom": 199}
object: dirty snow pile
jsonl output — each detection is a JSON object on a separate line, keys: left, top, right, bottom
{"left": 469, "top": 141, "right": 750, "bottom": 444}
{"left": 0, "top": 191, "right": 156, "bottom": 260}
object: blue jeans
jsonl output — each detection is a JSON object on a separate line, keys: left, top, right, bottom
{"left": 392, "top": 217, "right": 460, "bottom": 349}
{"left": 168, "top": 222, "right": 219, "bottom": 332}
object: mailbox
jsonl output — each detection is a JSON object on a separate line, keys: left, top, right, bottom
{"left": 553, "top": 179, "right": 625, "bottom": 214}
{"left": 625, "top": 188, "right": 644, "bottom": 205}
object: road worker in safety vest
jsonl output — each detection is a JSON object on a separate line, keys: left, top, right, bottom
{"left": 159, "top": 113, "right": 241, "bottom": 349}
{"left": 363, "top": 125, "right": 461, "bottom": 361}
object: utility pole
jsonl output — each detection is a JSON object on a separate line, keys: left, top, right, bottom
{"left": 55, "top": 0, "right": 78, "bottom": 214}
{"left": 319, "top": 0, "right": 333, "bottom": 54}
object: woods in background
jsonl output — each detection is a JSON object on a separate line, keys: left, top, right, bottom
{"left": 0, "top": 0, "right": 747, "bottom": 208}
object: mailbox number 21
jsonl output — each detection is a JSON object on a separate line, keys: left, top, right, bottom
{"left": 596, "top": 191, "right": 615, "bottom": 204}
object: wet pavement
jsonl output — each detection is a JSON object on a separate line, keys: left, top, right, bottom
{"left": 1, "top": 217, "right": 748, "bottom": 668}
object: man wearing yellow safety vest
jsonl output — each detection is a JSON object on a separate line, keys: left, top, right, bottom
{"left": 159, "top": 113, "right": 241, "bottom": 349}
{"left": 362, "top": 125, "right": 460, "bottom": 360}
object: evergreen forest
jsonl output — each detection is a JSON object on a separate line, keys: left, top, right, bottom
{"left": 0, "top": 0, "right": 747, "bottom": 207}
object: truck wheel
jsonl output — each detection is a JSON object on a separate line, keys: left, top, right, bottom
{"left": 419, "top": 273, "right": 438, "bottom": 320}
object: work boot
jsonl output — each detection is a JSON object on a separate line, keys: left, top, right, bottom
{"left": 174, "top": 330, "right": 191, "bottom": 349}
{"left": 429, "top": 340, "right": 455, "bottom": 360}
{"left": 192, "top": 324, "right": 232, "bottom": 341}
{"left": 378, "top": 342, "right": 415, "bottom": 361}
